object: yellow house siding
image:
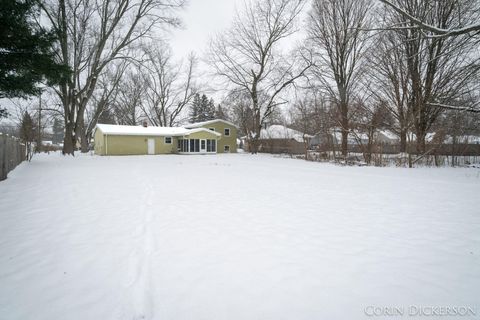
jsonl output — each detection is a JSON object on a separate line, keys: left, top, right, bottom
{"left": 105, "top": 135, "right": 147, "bottom": 155}
{"left": 94, "top": 129, "right": 105, "bottom": 155}
{"left": 99, "top": 135, "right": 177, "bottom": 155}
{"left": 155, "top": 136, "right": 177, "bottom": 154}
{"left": 93, "top": 123, "right": 229, "bottom": 155}
{"left": 184, "top": 131, "right": 220, "bottom": 140}
{"left": 194, "top": 121, "right": 237, "bottom": 153}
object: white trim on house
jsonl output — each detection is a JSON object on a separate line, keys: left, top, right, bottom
{"left": 184, "top": 119, "right": 239, "bottom": 129}
{"left": 177, "top": 138, "right": 217, "bottom": 154}
{"left": 95, "top": 124, "right": 221, "bottom": 137}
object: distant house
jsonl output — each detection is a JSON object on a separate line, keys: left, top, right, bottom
{"left": 245, "top": 124, "right": 312, "bottom": 154}
{"left": 310, "top": 129, "right": 399, "bottom": 149}
{"left": 94, "top": 119, "right": 237, "bottom": 155}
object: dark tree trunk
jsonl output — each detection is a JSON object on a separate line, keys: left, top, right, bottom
{"left": 62, "top": 122, "right": 75, "bottom": 155}
{"left": 416, "top": 129, "right": 426, "bottom": 154}
{"left": 339, "top": 90, "right": 349, "bottom": 157}
{"left": 341, "top": 126, "right": 348, "bottom": 158}
{"left": 80, "top": 120, "right": 89, "bottom": 153}
{"left": 80, "top": 134, "right": 89, "bottom": 153}
{"left": 399, "top": 129, "right": 407, "bottom": 153}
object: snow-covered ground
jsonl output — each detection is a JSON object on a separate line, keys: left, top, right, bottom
{"left": 0, "top": 153, "right": 479, "bottom": 320}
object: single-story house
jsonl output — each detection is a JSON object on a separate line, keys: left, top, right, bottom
{"left": 94, "top": 119, "right": 238, "bottom": 155}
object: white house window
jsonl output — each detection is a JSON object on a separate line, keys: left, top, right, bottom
{"left": 224, "top": 145, "right": 230, "bottom": 153}
{"left": 224, "top": 128, "right": 230, "bottom": 136}
{"left": 209, "top": 128, "right": 215, "bottom": 131}
{"left": 165, "top": 136, "right": 172, "bottom": 144}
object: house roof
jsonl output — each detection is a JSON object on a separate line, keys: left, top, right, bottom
{"left": 186, "top": 128, "right": 221, "bottom": 137}
{"left": 184, "top": 119, "right": 239, "bottom": 129}
{"left": 260, "top": 125, "right": 313, "bottom": 142}
{"left": 96, "top": 124, "right": 221, "bottom": 137}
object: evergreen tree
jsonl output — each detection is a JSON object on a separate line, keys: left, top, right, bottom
{"left": 190, "top": 93, "right": 216, "bottom": 122}
{"left": 199, "top": 94, "right": 210, "bottom": 121}
{"left": 207, "top": 98, "right": 216, "bottom": 120}
{"left": 0, "top": 0, "right": 69, "bottom": 98}
{"left": 189, "top": 93, "right": 201, "bottom": 122}
{"left": 215, "top": 104, "right": 228, "bottom": 121}
{"left": 52, "top": 117, "right": 64, "bottom": 144}
{"left": 19, "top": 111, "right": 36, "bottom": 160}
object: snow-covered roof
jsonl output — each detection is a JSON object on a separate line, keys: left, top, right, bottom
{"left": 260, "top": 125, "right": 312, "bottom": 142}
{"left": 442, "top": 135, "right": 480, "bottom": 144}
{"left": 184, "top": 119, "right": 238, "bottom": 129}
{"left": 378, "top": 130, "right": 399, "bottom": 141}
{"left": 96, "top": 124, "right": 221, "bottom": 137}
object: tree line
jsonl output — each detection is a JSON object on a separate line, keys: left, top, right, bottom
{"left": 1, "top": 0, "right": 479, "bottom": 161}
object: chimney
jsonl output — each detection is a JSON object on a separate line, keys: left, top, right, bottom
{"left": 142, "top": 120, "right": 148, "bottom": 128}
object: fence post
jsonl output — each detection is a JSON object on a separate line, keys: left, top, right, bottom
{"left": 1, "top": 134, "right": 6, "bottom": 181}
{"left": 0, "top": 134, "right": 27, "bottom": 181}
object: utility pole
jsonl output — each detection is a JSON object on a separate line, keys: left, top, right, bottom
{"left": 37, "top": 94, "right": 42, "bottom": 153}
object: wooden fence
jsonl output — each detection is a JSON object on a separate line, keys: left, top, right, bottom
{"left": 0, "top": 133, "right": 26, "bottom": 181}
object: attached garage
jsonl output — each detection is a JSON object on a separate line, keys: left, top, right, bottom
{"left": 94, "top": 124, "right": 221, "bottom": 156}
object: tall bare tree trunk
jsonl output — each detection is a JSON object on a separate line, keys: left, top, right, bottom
{"left": 62, "top": 121, "right": 75, "bottom": 155}
{"left": 80, "top": 120, "right": 89, "bottom": 153}
{"left": 341, "top": 103, "right": 349, "bottom": 157}
{"left": 415, "top": 129, "right": 426, "bottom": 154}
{"left": 399, "top": 129, "right": 407, "bottom": 153}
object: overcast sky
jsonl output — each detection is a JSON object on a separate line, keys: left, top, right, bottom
{"left": 166, "top": 0, "right": 308, "bottom": 100}
{"left": 168, "top": 0, "right": 242, "bottom": 60}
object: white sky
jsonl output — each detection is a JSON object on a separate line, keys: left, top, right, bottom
{"left": 168, "top": 0, "right": 242, "bottom": 60}
{"left": 166, "top": 0, "right": 308, "bottom": 101}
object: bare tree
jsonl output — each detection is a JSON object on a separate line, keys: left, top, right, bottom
{"left": 141, "top": 44, "right": 197, "bottom": 127}
{"left": 223, "top": 90, "right": 255, "bottom": 138}
{"left": 378, "top": 0, "right": 480, "bottom": 37}
{"left": 113, "top": 69, "right": 146, "bottom": 126}
{"left": 83, "top": 61, "right": 130, "bottom": 151}
{"left": 289, "top": 96, "right": 316, "bottom": 160}
{"left": 366, "top": 31, "right": 412, "bottom": 153}
{"left": 307, "top": 0, "right": 372, "bottom": 157}
{"left": 385, "top": 0, "right": 480, "bottom": 154}
{"left": 350, "top": 99, "right": 391, "bottom": 164}
{"left": 40, "top": 0, "right": 185, "bottom": 154}
{"left": 209, "top": 0, "right": 311, "bottom": 153}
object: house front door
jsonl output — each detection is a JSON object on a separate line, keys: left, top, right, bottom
{"left": 147, "top": 139, "right": 155, "bottom": 155}
{"left": 200, "top": 139, "right": 206, "bottom": 153}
